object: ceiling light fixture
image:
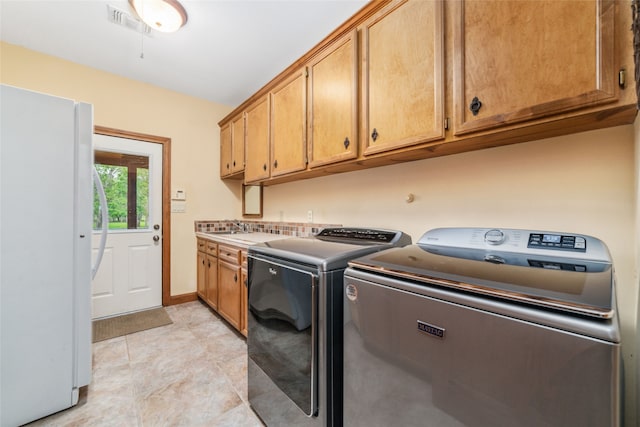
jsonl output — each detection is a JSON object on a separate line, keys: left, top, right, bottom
{"left": 129, "top": 0, "right": 188, "bottom": 33}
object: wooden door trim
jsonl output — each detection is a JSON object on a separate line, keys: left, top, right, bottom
{"left": 94, "top": 125, "right": 172, "bottom": 307}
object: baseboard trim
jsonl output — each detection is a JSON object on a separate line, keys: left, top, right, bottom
{"left": 166, "top": 292, "right": 198, "bottom": 306}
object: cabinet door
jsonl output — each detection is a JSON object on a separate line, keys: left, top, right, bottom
{"left": 271, "top": 68, "right": 307, "bottom": 177}
{"left": 197, "top": 251, "right": 206, "bottom": 299}
{"left": 220, "top": 123, "right": 232, "bottom": 177}
{"left": 218, "top": 260, "right": 241, "bottom": 330}
{"left": 453, "top": 0, "right": 616, "bottom": 135}
{"left": 205, "top": 254, "right": 218, "bottom": 310}
{"left": 308, "top": 29, "right": 358, "bottom": 167}
{"left": 240, "top": 268, "right": 248, "bottom": 337}
{"left": 231, "top": 114, "right": 245, "bottom": 174}
{"left": 362, "top": 0, "right": 444, "bottom": 155}
{"left": 244, "top": 96, "right": 271, "bottom": 183}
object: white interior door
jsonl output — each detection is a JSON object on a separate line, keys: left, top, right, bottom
{"left": 91, "top": 134, "right": 163, "bottom": 319}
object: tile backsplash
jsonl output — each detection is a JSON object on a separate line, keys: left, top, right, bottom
{"left": 194, "top": 220, "right": 342, "bottom": 237}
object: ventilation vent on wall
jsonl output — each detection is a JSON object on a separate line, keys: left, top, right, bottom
{"left": 107, "top": 4, "right": 152, "bottom": 36}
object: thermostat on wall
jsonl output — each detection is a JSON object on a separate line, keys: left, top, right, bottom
{"left": 172, "top": 188, "right": 186, "bottom": 201}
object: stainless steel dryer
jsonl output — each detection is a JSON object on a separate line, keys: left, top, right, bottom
{"left": 247, "top": 227, "right": 411, "bottom": 427}
{"left": 343, "top": 227, "right": 622, "bottom": 427}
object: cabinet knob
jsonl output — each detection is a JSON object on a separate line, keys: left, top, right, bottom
{"left": 343, "top": 137, "right": 350, "bottom": 149}
{"left": 469, "top": 96, "right": 482, "bottom": 116}
{"left": 371, "top": 128, "right": 379, "bottom": 142}
{"left": 226, "top": 163, "right": 230, "bottom": 170}
{"left": 233, "top": 160, "right": 236, "bottom": 167}
{"left": 234, "top": 273, "right": 238, "bottom": 282}
{"left": 263, "top": 164, "right": 267, "bottom": 171}
{"left": 274, "top": 160, "right": 278, "bottom": 169}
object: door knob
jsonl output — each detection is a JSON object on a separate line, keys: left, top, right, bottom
{"left": 153, "top": 224, "right": 160, "bottom": 230}
{"left": 153, "top": 235, "right": 160, "bottom": 242}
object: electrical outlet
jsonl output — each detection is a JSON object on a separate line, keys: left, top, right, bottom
{"left": 307, "top": 210, "right": 313, "bottom": 222}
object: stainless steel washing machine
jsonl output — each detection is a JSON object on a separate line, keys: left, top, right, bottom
{"left": 343, "top": 227, "right": 622, "bottom": 427}
{"left": 247, "top": 227, "right": 411, "bottom": 426}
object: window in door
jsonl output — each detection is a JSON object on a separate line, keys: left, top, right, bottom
{"left": 93, "top": 150, "right": 150, "bottom": 230}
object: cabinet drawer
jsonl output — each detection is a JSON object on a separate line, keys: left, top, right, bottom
{"left": 219, "top": 245, "right": 241, "bottom": 264}
{"left": 197, "top": 238, "right": 206, "bottom": 252}
{"left": 205, "top": 241, "right": 218, "bottom": 256}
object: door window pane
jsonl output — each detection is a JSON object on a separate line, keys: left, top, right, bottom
{"left": 93, "top": 151, "right": 150, "bottom": 230}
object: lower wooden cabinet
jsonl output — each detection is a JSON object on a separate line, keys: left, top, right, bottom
{"left": 196, "top": 239, "right": 218, "bottom": 309}
{"left": 241, "top": 268, "right": 248, "bottom": 337}
{"left": 196, "top": 238, "right": 248, "bottom": 336}
{"left": 218, "top": 260, "right": 241, "bottom": 330}
{"left": 205, "top": 254, "right": 218, "bottom": 310}
{"left": 197, "top": 251, "right": 206, "bottom": 299}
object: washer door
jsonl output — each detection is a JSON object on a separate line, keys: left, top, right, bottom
{"left": 248, "top": 255, "right": 318, "bottom": 416}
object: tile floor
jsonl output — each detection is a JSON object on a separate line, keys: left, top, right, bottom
{"left": 28, "top": 300, "right": 264, "bottom": 427}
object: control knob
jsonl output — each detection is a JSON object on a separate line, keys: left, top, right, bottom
{"left": 484, "top": 229, "right": 505, "bottom": 245}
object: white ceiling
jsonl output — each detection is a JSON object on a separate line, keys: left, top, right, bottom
{"left": 0, "top": 0, "right": 368, "bottom": 107}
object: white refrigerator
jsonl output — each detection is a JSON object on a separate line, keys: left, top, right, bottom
{"left": 0, "top": 85, "right": 99, "bottom": 426}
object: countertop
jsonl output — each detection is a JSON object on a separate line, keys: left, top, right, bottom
{"left": 196, "top": 231, "right": 291, "bottom": 248}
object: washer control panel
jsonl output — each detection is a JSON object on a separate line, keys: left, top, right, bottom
{"left": 527, "top": 233, "right": 586, "bottom": 252}
{"left": 418, "top": 227, "right": 610, "bottom": 263}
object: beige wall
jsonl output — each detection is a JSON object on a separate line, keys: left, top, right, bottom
{"left": 265, "top": 125, "right": 639, "bottom": 425}
{"left": 2, "top": 41, "right": 638, "bottom": 425}
{"left": 0, "top": 41, "right": 238, "bottom": 298}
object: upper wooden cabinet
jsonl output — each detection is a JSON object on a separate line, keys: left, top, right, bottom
{"left": 219, "top": 0, "right": 635, "bottom": 186}
{"left": 244, "top": 96, "right": 270, "bottom": 183}
{"left": 308, "top": 29, "right": 359, "bottom": 167}
{"left": 271, "top": 68, "right": 308, "bottom": 177}
{"left": 453, "top": 0, "right": 618, "bottom": 135}
{"left": 219, "top": 123, "right": 232, "bottom": 177}
{"left": 362, "top": 0, "right": 445, "bottom": 155}
{"left": 220, "top": 113, "right": 244, "bottom": 178}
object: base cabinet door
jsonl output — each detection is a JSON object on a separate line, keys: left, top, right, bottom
{"left": 453, "top": 0, "right": 617, "bottom": 136}
{"left": 205, "top": 255, "right": 218, "bottom": 310}
{"left": 197, "top": 251, "right": 206, "bottom": 299}
{"left": 241, "top": 268, "right": 248, "bottom": 337}
{"left": 218, "top": 261, "right": 242, "bottom": 330}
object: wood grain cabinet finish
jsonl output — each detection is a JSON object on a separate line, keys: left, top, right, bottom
{"left": 244, "top": 96, "right": 271, "bottom": 183}
{"left": 308, "top": 29, "right": 359, "bottom": 167}
{"left": 362, "top": 0, "right": 445, "bottom": 155}
{"left": 218, "top": 259, "right": 241, "bottom": 330}
{"left": 241, "top": 267, "right": 248, "bottom": 337}
{"left": 196, "top": 239, "right": 218, "bottom": 309}
{"left": 220, "top": 113, "right": 244, "bottom": 178}
{"left": 453, "top": 0, "right": 618, "bottom": 136}
{"left": 231, "top": 114, "right": 245, "bottom": 174}
{"left": 217, "top": 244, "right": 243, "bottom": 331}
{"left": 197, "top": 239, "right": 247, "bottom": 334}
{"left": 219, "top": 0, "right": 635, "bottom": 186}
{"left": 219, "top": 123, "right": 232, "bottom": 177}
{"left": 205, "top": 254, "right": 218, "bottom": 310}
{"left": 205, "top": 240, "right": 218, "bottom": 309}
{"left": 196, "top": 250, "right": 206, "bottom": 299}
{"left": 271, "top": 68, "right": 308, "bottom": 177}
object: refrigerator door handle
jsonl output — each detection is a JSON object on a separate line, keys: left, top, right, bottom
{"left": 92, "top": 166, "right": 108, "bottom": 280}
